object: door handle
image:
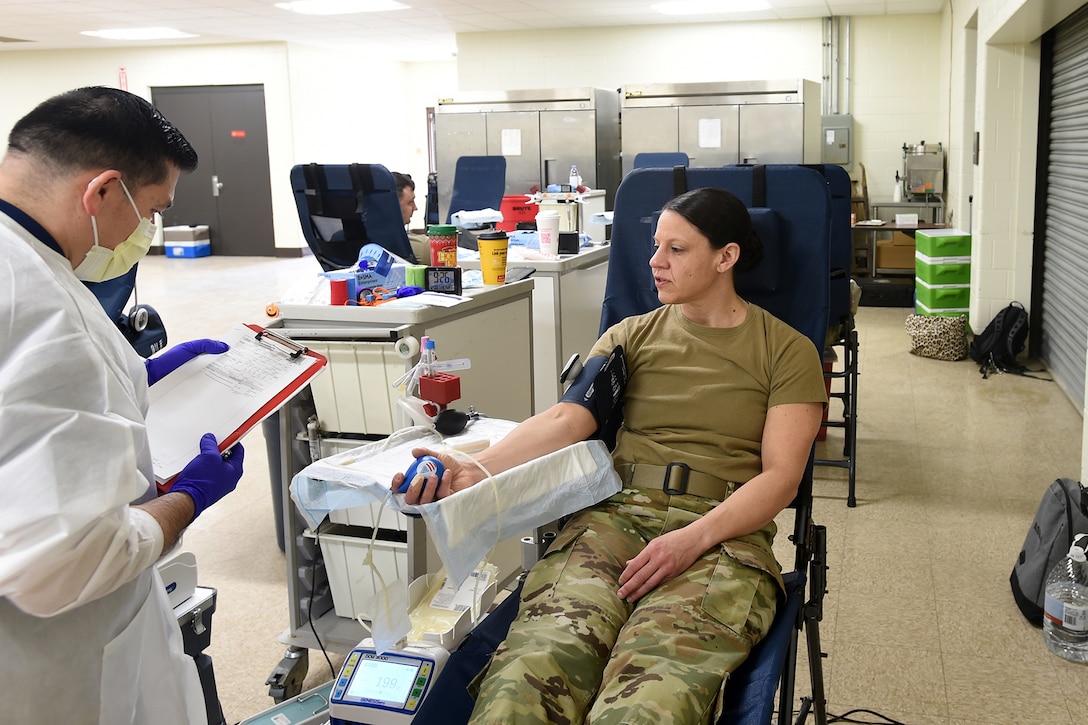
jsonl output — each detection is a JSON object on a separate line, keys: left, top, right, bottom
{"left": 212, "top": 175, "right": 224, "bottom": 197}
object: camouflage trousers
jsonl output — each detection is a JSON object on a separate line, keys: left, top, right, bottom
{"left": 468, "top": 487, "right": 780, "bottom": 725}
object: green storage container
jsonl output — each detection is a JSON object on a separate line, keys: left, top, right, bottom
{"left": 914, "top": 299, "right": 969, "bottom": 317}
{"left": 915, "top": 279, "right": 970, "bottom": 310}
{"left": 915, "top": 229, "right": 971, "bottom": 257}
{"left": 915, "top": 251, "right": 971, "bottom": 285}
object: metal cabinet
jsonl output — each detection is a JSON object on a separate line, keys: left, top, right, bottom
{"left": 435, "top": 88, "right": 622, "bottom": 222}
{"left": 620, "top": 79, "right": 822, "bottom": 175}
{"left": 459, "top": 245, "right": 610, "bottom": 411}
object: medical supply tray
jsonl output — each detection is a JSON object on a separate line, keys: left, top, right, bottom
{"left": 239, "top": 681, "right": 333, "bottom": 725}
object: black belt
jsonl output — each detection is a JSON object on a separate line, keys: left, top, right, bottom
{"left": 614, "top": 463, "right": 739, "bottom": 501}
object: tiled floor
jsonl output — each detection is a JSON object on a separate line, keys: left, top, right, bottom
{"left": 134, "top": 254, "right": 1088, "bottom": 724}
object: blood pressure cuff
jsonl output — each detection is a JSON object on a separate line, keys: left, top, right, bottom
{"left": 559, "top": 345, "right": 629, "bottom": 435}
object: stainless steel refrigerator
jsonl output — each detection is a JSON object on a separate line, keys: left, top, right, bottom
{"left": 434, "top": 88, "right": 621, "bottom": 223}
{"left": 620, "top": 79, "right": 822, "bottom": 175}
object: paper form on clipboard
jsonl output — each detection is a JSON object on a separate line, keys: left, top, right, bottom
{"left": 146, "top": 323, "right": 327, "bottom": 485}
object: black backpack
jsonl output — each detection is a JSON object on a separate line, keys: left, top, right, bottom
{"left": 1010, "top": 478, "right": 1088, "bottom": 626}
{"left": 969, "top": 301, "right": 1029, "bottom": 378}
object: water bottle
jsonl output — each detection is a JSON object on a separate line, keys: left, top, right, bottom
{"left": 1043, "top": 534, "right": 1088, "bottom": 662}
{"left": 569, "top": 164, "right": 580, "bottom": 190}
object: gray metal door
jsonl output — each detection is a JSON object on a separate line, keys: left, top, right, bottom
{"left": 739, "top": 104, "right": 806, "bottom": 164}
{"left": 151, "top": 85, "right": 275, "bottom": 256}
{"left": 678, "top": 105, "right": 740, "bottom": 168}
{"left": 435, "top": 113, "right": 487, "bottom": 224}
{"left": 540, "top": 109, "right": 596, "bottom": 190}
{"left": 1038, "top": 4, "right": 1088, "bottom": 406}
{"left": 621, "top": 106, "right": 679, "bottom": 176}
{"left": 485, "top": 111, "right": 540, "bottom": 195}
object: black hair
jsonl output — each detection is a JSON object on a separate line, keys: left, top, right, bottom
{"left": 661, "top": 187, "right": 763, "bottom": 273}
{"left": 392, "top": 171, "right": 415, "bottom": 194}
{"left": 7, "top": 86, "right": 197, "bottom": 188}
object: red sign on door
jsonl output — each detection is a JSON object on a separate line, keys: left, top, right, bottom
{"left": 230, "top": 130, "right": 246, "bottom": 138}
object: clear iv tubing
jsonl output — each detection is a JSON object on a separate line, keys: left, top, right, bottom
{"left": 351, "top": 430, "right": 428, "bottom": 637}
{"left": 353, "top": 433, "right": 502, "bottom": 635}
{"left": 439, "top": 447, "right": 501, "bottom": 626}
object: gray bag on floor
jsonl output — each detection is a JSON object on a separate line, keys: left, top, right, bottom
{"left": 1010, "top": 477, "right": 1088, "bottom": 626}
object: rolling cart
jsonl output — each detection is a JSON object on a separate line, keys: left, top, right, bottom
{"left": 263, "top": 281, "right": 536, "bottom": 699}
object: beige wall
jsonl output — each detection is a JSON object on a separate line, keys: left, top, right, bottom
{"left": 0, "top": 0, "right": 1079, "bottom": 268}
{"left": 0, "top": 42, "right": 452, "bottom": 250}
{"left": 453, "top": 15, "right": 946, "bottom": 203}
{"left": 0, "top": 44, "right": 304, "bottom": 250}
{"left": 455, "top": 20, "right": 825, "bottom": 91}
{"left": 0, "top": 18, "right": 956, "bottom": 254}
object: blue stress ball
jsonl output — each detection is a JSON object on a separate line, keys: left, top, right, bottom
{"left": 398, "top": 455, "right": 445, "bottom": 493}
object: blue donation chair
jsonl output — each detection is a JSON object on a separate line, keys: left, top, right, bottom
{"left": 600, "top": 164, "right": 829, "bottom": 725}
{"left": 417, "top": 165, "right": 831, "bottom": 725}
{"left": 445, "top": 156, "right": 506, "bottom": 224}
{"left": 289, "top": 163, "right": 417, "bottom": 269}
{"left": 632, "top": 151, "right": 691, "bottom": 170}
{"left": 425, "top": 171, "right": 440, "bottom": 226}
{"left": 810, "top": 164, "right": 859, "bottom": 507}
{"left": 84, "top": 264, "right": 167, "bottom": 358}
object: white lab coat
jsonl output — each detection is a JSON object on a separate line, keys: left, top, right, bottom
{"left": 0, "top": 208, "right": 207, "bottom": 724}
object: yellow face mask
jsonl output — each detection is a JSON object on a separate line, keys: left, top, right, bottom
{"left": 73, "top": 179, "right": 157, "bottom": 283}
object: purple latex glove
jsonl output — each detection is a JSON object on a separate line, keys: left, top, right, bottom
{"left": 169, "top": 433, "right": 245, "bottom": 521}
{"left": 145, "top": 339, "right": 229, "bottom": 386}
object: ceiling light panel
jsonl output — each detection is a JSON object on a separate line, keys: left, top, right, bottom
{"left": 275, "top": 0, "right": 409, "bottom": 15}
{"left": 81, "top": 27, "right": 198, "bottom": 39}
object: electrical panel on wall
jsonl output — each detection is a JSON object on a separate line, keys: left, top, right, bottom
{"left": 821, "top": 114, "right": 853, "bottom": 168}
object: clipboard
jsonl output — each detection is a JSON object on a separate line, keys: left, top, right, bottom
{"left": 146, "top": 323, "right": 328, "bottom": 489}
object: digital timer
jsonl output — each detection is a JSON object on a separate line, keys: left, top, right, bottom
{"left": 329, "top": 639, "right": 449, "bottom": 725}
{"left": 424, "top": 266, "right": 463, "bottom": 295}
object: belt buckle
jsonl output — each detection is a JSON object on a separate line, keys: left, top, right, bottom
{"left": 663, "top": 462, "right": 690, "bottom": 495}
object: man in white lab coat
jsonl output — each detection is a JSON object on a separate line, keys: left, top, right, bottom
{"left": 0, "top": 87, "right": 245, "bottom": 724}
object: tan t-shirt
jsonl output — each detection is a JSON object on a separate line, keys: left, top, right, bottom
{"left": 407, "top": 231, "right": 429, "bottom": 265}
{"left": 590, "top": 303, "right": 827, "bottom": 485}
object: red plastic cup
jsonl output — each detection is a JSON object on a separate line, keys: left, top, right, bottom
{"left": 330, "top": 278, "right": 349, "bottom": 305}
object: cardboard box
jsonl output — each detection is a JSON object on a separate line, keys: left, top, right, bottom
{"left": 876, "top": 238, "right": 915, "bottom": 269}
{"left": 165, "top": 241, "right": 211, "bottom": 258}
{"left": 163, "top": 224, "right": 210, "bottom": 242}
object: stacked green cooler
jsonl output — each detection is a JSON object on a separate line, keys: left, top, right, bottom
{"left": 914, "top": 229, "right": 972, "bottom": 316}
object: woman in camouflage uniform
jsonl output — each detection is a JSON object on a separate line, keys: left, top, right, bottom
{"left": 397, "top": 187, "right": 827, "bottom": 725}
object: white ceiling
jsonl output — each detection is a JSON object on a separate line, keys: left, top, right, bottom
{"left": 0, "top": 0, "right": 946, "bottom": 61}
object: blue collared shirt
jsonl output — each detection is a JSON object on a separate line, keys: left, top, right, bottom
{"left": 0, "top": 197, "right": 64, "bottom": 256}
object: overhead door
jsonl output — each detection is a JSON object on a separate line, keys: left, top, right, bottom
{"left": 1039, "top": 4, "right": 1088, "bottom": 406}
